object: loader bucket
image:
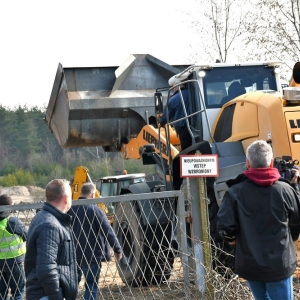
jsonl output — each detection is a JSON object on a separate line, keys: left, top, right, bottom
{"left": 45, "top": 54, "right": 188, "bottom": 151}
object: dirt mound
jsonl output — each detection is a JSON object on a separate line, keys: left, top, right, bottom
{"left": 0, "top": 186, "right": 45, "bottom": 204}
{"left": 26, "top": 186, "right": 45, "bottom": 197}
{"left": 1, "top": 186, "right": 30, "bottom": 197}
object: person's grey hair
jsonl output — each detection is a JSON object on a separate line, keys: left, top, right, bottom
{"left": 46, "top": 179, "right": 70, "bottom": 202}
{"left": 246, "top": 140, "right": 273, "bottom": 168}
{"left": 81, "top": 182, "right": 96, "bottom": 197}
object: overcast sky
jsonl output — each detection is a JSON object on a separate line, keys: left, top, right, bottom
{"left": 0, "top": 0, "right": 202, "bottom": 109}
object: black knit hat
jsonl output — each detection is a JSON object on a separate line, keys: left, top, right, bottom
{"left": 293, "top": 62, "right": 300, "bottom": 84}
{"left": 0, "top": 194, "right": 12, "bottom": 206}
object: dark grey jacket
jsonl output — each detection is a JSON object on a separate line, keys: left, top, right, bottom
{"left": 217, "top": 172, "right": 300, "bottom": 282}
{"left": 25, "top": 203, "right": 78, "bottom": 300}
{"left": 68, "top": 198, "right": 122, "bottom": 265}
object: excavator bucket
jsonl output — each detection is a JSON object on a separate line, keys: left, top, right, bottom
{"left": 45, "top": 54, "right": 189, "bottom": 151}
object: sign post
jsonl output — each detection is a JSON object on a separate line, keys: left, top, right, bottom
{"left": 181, "top": 153, "right": 218, "bottom": 299}
{"left": 180, "top": 154, "right": 219, "bottom": 178}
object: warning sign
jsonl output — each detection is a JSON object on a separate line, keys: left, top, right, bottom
{"left": 180, "top": 154, "right": 218, "bottom": 178}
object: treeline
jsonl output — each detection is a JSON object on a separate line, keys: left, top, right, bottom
{"left": 0, "top": 105, "right": 154, "bottom": 188}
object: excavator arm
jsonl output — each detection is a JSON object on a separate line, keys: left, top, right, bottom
{"left": 71, "top": 166, "right": 108, "bottom": 215}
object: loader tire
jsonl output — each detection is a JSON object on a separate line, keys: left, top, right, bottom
{"left": 113, "top": 201, "right": 174, "bottom": 286}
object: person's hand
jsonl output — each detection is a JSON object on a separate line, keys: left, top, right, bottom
{"left": 291, "top": 168, "right": 299, "bottom": 184}
{"left": 115, "top": 252, "right": 122, "bottom": 261}
{"left": 227, "top": 240, "right": 236, "bottom": 249}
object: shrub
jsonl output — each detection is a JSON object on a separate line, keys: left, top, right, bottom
{"left": 0, "top": 174, "right": 18, "bottom": 187}
{"left": 0, "top": 168, "right": 35, "bottom": 187}
{"left": 14, "top": 169, "right": 35, "bottom": 185}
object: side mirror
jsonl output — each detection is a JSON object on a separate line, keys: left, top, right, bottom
{"left": 154, "top": 92, "right": 163, "bottom": 114}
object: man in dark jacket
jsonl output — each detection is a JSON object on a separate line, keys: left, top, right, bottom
{"left": 0, "top": 194, "right": 27, "bottom": 300}
{"left": 25, "top": 179, "right": 78, "bottom": 300}
{"left": 159, "top": 80, "right": 192, "bottom": 151}
{"left": 68, "top": 182, "right": 122, "bottom": 300}
{"left": 217, "top": 140, "right": 300, "bottom": 300}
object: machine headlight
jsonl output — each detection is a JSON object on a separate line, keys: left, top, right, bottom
{"left": 292, "top": 133, "right": 300, "bottom": 142}
{"left": 198, "top": 70, "right": 206, "bottom": 78}
{"left": 274, "top": 67, "right": 280, "bottom": 74}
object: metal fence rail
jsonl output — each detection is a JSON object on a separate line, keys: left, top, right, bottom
{"left": 1, "top": 189, "right": 300, "bottom": 299}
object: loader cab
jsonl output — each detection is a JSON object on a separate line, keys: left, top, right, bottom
{"left": 194, "top": 62, "right": 282, "bottom": 141}
{"left": 157, "top": 61, "right": 283, "bottom": 143}
{"left": 100, "top": 173, "right": 146, "bottom": 197}
{"left": 201, "top": 64, "right": 279, "bottom": 109}
{"left": 154, "top": 61, "right": 283, "bottom": 188}
{"left": 99, "top": 173, "right": 146, "bottom": 217}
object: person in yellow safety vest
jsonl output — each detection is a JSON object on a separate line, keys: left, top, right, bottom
{"left": 0, "top": 194, "right": 27, "bottom": 300}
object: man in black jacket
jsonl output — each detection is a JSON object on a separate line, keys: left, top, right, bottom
{"left": 217, "top": 140, "right": 300, "bottom": 300}
{"left": 25, "top": 179, "right": 78, "bottom": 300}
{"left": 69, "top": 182, "right": 122, "bottom": 300}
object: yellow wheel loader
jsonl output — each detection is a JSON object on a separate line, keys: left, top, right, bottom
{"left": 45, "top": 54, "right": 300, "bottom": 286}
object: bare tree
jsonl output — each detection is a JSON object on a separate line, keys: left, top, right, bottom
{"left": 192, "top": 0, "right": 249, "bottom": 62}
{"left": 82, "top": 146, "right": 105, "bottom": 162}
{"left": 42, "top": 136, "right": 63, "bottom": 163}
{"left": 245, "top": 0, "right": 300, "bottom": 64}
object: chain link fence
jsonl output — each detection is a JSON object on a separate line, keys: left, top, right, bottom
{"left": 1, "top": 185, "right": 300, "bottom": 299}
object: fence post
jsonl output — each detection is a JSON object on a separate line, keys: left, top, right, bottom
{"left": 177, "top": 190, "right": 191, "bottom": 299}
{"left": 189, "top": 153, "right": 214, "bottom": 298}
{"left": 198, "top": 176, "right": 214, "bottom": 299}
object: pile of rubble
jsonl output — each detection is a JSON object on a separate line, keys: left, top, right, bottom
{"left": 0, "top": 186, "right": 45, "bottom": 204}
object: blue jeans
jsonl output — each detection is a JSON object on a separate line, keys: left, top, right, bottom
{"left": 247, "top": 276, "right": 293, "bottom": 300}
{"left": 0, "top": 260, "right": 25, "bottom": 300}
{"left": 78, "top": 262, "right": 101, "bottom": 300}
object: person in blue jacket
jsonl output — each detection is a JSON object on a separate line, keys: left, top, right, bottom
{"left": 159, "top": 80, "right": 192, "bottom": 151}
{"left": 68, "top": 182, "right": 122, "bottom": 300}
{"left": 0, "top": 194, "right": 27, "bottom": 300}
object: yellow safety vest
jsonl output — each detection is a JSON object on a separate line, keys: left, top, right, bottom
{"left": 0, "top": 217, "right": 26, "bottom": 259}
